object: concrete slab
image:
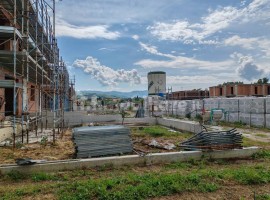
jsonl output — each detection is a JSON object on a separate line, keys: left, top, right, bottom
{"left": 157, "top": 118, "right": 202, "bottom": 133}
{"left": 0, "top": 147, "right": 259, "bottom": 175}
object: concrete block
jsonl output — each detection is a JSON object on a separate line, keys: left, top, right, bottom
{"left": 239, "top": 98, "right": 264, "bottom": 114}
{"left": 226, "top": 112, "right": 239, "bottom": 123}
{"left": 157, "top": 118, "right": 202, "bottom": 133}
{"left": 266, "top": 114, "right": 270, "bottom": 129}
{"left": 239, "top": 113, "right": 265, "bottom": 127}
{"left": 219, "top": 98, "right": 239, "bottom": 112}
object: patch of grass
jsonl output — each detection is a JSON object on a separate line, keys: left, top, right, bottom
{"left": 198, "top": 182, "right": 219, "bottom": 192}
{"left": 255, "top": 133, "right": 268, "bottom": 138}
{"left": 6, "top": 170, "right": 26, "bottom": 181}
{"left": 31, "top": 172, "right": 60, "bottom": 182}
{"left": 242, "top": 137, "right": 269, "bottom": 147}
{"left": 219, "top": 121, "right": 247, "bottom": 128}
{"left": 132, "top": 126, "right": 182, "bottom": 137}
{"left": 143, "top": 126, "right": 178, "bottom": 137}
{"left": 232, "top": 167, "right": 270, "bottom": 185}
{"left": 0, "top": 183, "right": 58, "bottom": 200}
{"left": 3, "top": 158, "right": 270, "bottom": 199}
{"left": 252, "top": 150, "right": 270, "bottom": 159}
{"left": 164, "top": 161, "right": 193, "bottom": 169}
{"left": 57, "top": 172, "right": 218, "bottom": 200}
{"left": 256, "top": 193, "right": 270, "bottom": 200}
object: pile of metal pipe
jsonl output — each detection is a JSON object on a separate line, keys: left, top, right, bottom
{"left": 180, "top": 128, "right": 242, "bottom": 151}
{"left": 73, "top": 125, "right": 133, "bottom": 158}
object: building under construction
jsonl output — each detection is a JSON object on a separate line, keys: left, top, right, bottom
{"left": 0, "top": 0, "right": 74, "bottom": 145}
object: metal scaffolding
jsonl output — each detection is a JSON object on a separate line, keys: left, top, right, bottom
{"left": 0, "top": 0, "right": 72, "bottom": 147}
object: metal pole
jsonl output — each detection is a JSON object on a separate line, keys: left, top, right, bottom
{"left": 53, "top": 0, "right": 56, "bottom": 144}
{"left": 13, "top": 0, "right": 17, "bottom": 149}
{"left": 26, "top": 0, "right": 30, "bottom": 144}
{"left": 21, "top": 0, "right": 25, "bottom": 144}
{"left": 41, "top": 0, "right": 44, "bottom": 132}
{"left": 35, "top": 0, "right": 38, "bottom": 137}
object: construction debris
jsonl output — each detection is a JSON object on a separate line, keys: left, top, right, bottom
{"left": 73, "top": 125, "right": 133, "bottom": 158}
{"left": 15, "top": 158, "right": 46, "bottom": 166}
{"left": 149, "top": 139, "right": 176, "bottom": 150}
{"left": 180, "top": 128, "right": 242, "bottom": 151}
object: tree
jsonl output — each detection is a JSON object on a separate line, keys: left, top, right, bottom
{"left": 263, "top": 77, "right": 269, "bottom": 84}
{"left": 257, "top": 79, "right": 263, "bottom": 84}
{"left": 257, "top": 77, "right": 269, "bottom": 84}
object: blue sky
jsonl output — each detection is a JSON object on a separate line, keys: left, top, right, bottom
{"left": 55, "top": 0, "right": 270, "bottom": 92}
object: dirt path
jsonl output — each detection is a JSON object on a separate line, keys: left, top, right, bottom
{"left": 209, "top": 125, "right": 270, "bottom": 144}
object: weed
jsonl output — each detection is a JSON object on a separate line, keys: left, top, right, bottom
{"left": 233, "top": 167, "right": 270, "bottom": 185}
{"left": 15, "top": 142, "right": 23, "bottom": 149}
{"left": 165, "top": 161, "right": 192, "bottom": 169}
{"left": 198, "top": 182, "right": 219, "bottom": 192}
{"left": 31, "top": 172, "right": 59, "bottom": 182}
{"left": 256, "top": 193, "right": 270, "bottom": 200}
{"left": 252, "top": 150, "right": 270, "bottom": 159}
{"left": 40, "top": 136, "right": 48, "bottom": 146}
{"left": 97, "top": 163, "right": 114, "bottom": 172}
{"left": 6, "top": 170, "right": 26, "bottom": 181}
{"left": 14, "top": 189, "right": 27, "bottom": 196}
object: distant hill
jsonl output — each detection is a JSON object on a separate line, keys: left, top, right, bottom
{"left": 77, "top": 90, "right": 148, "bottom": 98}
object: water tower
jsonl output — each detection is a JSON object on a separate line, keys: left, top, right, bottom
{"left": 147, "top": 71, "right": 166, "bottom": 96}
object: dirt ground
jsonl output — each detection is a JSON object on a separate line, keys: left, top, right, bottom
{"left": 1, "top": 124, "right": 270, "bottom": 165}
{"left": 152, "top": 184, "right": 270, "bottom": 200}
{"left": 0, "top": 129, "right": 74, "bottom": 164}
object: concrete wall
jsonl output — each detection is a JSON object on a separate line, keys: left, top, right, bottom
{"left": 42, "top": 111, "right": 157, "bottom": 127}
{"left": 145, "top": 96, "right": 270, "bottom": 128}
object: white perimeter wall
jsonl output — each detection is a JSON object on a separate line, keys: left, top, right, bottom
{"left": 145, "top": 97, "right": 270, "bottom": 128}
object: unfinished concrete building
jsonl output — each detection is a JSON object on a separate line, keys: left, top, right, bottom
{"left": 209, "top": 83, "right": 270, "bottom": 98}
{"left": 0, "top": 0, "right": 73, "bottom": 145}
{"left": 169, "top": 89, "right": 209, "bottom": 100}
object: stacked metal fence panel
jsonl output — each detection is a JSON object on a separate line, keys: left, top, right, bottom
{"left": 73, "top": 125, "right": 133, "bottom": 158}
{"left": 180, "top": 128, "right": 242, "bottom": 151}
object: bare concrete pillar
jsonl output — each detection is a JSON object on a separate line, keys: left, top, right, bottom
{"left": 235, "top": 84, "right": 238, "bottom": 96}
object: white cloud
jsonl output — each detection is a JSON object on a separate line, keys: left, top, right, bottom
{"left": 135, "top": 57, "right": 232, "bottom": 71}
{"left": 56, "top": 19, "right": 120, "bottom": 40}
{"left": 136, "top": 42, "right": 232, "bottom": 70}
{"left": 132, "top": 35, "right": 139, "bottom": 40}
{"left": 224, "top": 35, "right": 270, "bottom": 56}
{"left": 73, "top": 56, "right": 141, "bottom": 87}
{"left": 139, "top": 42, "right": 175, "bottom": 58}
{"left": 148, "top": 0, "right": 270, "bottom": 43}
{"left": 98, "top": 47, "right": 115, "bottom": 51}
{"left": 231, "top": 53, "right": 266, "bottom": 81}
{"left": 224, "top": 35, "right": 259, "bottom": 49}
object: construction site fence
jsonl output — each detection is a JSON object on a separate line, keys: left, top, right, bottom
{"left": 145, "top": 97, "right": 270, "bottom": 128}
